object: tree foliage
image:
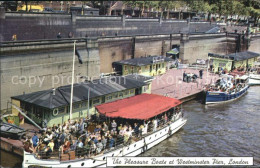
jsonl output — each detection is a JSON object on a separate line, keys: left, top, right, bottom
{"left": 122, "top": 0, "right": 259, "bottom": 25}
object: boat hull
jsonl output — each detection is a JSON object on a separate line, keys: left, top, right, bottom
{"left": 204, "top": 85, "right": 249, "bottom": 104}
{"left": 248, "top": 75, "right": 260, "bottom": 86}
{"left": 23, "top": 117, "right": 187, "bottom": 168}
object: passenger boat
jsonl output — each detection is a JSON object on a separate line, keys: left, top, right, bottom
{"left": 0, "top": 119, "right": 26, "bottom": 140}
{"left": 248, "top": 61, "right": 260, "bottom": 86}
{"left": 204, "top": 74, "right": 249, "bottom": 104}
{"left": 22, "top": 94, "right": 187, "bottom": 167}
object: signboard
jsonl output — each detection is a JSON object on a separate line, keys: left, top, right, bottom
{"left": 152, "top": 56, "right": 164, "bottom": 63}
{"left": 196, "top": 59, "right": 206, "bottom": 65}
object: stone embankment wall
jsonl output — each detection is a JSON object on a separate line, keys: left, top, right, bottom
{"left": 0, "top": 20, "right": 259, "bottom": 111}
{"left": 0, "top": 38, "right": 100, "bottom": 111}
{"left": 0, "top": 11, "right": 216, "bottom": 42}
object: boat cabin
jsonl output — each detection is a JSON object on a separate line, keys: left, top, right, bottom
{"left": 11, "top": 75, "right": 153, "bottom": 127}
{"left": 208, "top": 51, "right": 260, "bottom": 73}
{"left": 112, "top": 56, "right": 174, "bottom": 76}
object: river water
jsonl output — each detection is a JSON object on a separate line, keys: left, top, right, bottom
{"left": 143, "top": 86, "right": 260, "bottom": 165}
{"left": 1, "top": 87, "right": 260, "bottom": 167}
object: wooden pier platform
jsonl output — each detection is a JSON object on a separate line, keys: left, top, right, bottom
{"left": 152, "top": 68, "right": 219, "bottom": 102}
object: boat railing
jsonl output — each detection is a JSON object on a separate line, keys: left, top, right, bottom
{"left": 32, "top": 112, "right": 183, "bottom": 161}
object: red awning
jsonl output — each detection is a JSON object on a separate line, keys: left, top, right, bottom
{"left": 95, "top": 93, "right": 182, "bottom": 120}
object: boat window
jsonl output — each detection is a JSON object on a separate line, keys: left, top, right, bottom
{"left": 113, "top": 93, "right": 118, "bottom": 98}
{"left": 58, "top": 106, "right": 66, "bottom": 114}
{"left": 73, "top": 102, "right": 80, "bottom": 109}
{"left": 93, "top": 98, "right": 100, "bottom": 105}
{"left": 130, "top": 89, "right": 134, "bottom": 94}
{"left": 106, "top": 95, "right": 113, "bottom": 100}
{"left": 81, "top": 101, "right": 87, "bottom": 107}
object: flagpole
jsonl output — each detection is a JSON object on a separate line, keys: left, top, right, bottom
{"left": 69, "top": 40, "right": 76, "bottom": 120}
{"left": 87, "top": 87, "right": 90, "bottom": 119}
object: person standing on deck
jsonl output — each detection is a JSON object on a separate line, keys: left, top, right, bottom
{"left": 111, "top": 120, "right": 117, "bottom": 133}
{"left": 183, "top": 71, "right": 187, "bottom": 81}
{"left": 199, "top": 69, "right": 203, "bottom": 79}
{"left": 153, "top": 119, "right": 157, "bottom": 132}
{"left": 32, "top": 133, "right": 39, "bottom": 148}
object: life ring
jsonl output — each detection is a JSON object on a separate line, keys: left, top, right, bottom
{"left": 53, "top": 108, "right": 59, "bottom": 116}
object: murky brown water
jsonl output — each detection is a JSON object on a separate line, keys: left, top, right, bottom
{"left": 0, "top": 150, "right": 22, "bottom": 168}
{"left": 1, "top": 86, "right": 260, "bottom": 167}
{"left": 143, "top": 86, "right": 260, "bottom": 166}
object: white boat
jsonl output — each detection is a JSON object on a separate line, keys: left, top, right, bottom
{"left": 248, "top": 74, "right": 260, "bottom": 85}
{"left": 23, "top": 113, "right": 187, "bottom": 168}
{"left": 22, "top": 42, "right": 187, "bottom": 168}
{"left": 248, "top": 61, "right": 260, "bottom": 86}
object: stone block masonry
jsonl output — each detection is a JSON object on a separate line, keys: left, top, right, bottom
{"left": 1, "top": 33, "right": 259, "bottom": 111}
{"left": 0, "top": 11, "right": 216, "bottom": 42}
{"left": 0, "top": 38, "right": 100, "bottom": 111}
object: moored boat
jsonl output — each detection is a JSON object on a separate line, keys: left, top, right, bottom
{"left": 22, "top": 94, "right": 187, "bottom": 168}
{"left": 248, "top": 74, "right": 260, "bottom": 86}
{"left": 248, "top": 61, "right": 260, "bottom": 86}
{"left": 0, "top": 119, "right": 26, "bottom": 140}
{"left": 204, "top": 74, "right": 249, "bottom": 104}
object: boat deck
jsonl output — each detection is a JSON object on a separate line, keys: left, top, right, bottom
{"left": 152, "top": 68, "right": 219, "bottom": 101}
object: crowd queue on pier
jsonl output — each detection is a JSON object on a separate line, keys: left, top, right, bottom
{"left": 23, "top": 107, "right": 182, "bottom": 159}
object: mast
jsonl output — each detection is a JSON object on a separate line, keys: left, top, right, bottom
{"left": 69, "top": 40, "right": 76, "bottom": 120}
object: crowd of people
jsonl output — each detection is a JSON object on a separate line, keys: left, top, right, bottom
{"left": 23, "top": 108, "right": 182, "bottom": 159}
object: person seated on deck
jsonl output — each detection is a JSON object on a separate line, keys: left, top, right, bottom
{"left": 24, "top": 139, "right": 34, "bottom": 153}
{"left": 83, "top": 138, "right": 91, "bottom": 157}
{"left": 96, "top": 140, "right": 103, "bottom": 154}
{"left": 44, "top": 146, "right": 52, "bottom": 159}
{"left": 76, "top": 139, "right": 84, "bottom": 157}
{"left": 63, "top": 138, "right": 71, "bottom": 154}
{"left": 70, "top": 137, "right": 78, "bottom": 151}
{"left": 101, "top": 136, "right": 107, "bottom": 151}
{"left": 37, "top": 142, "right": 46, "bottom": 158}
{"left": 109, "top": 135, "right": 115, "bottom": 149}
{"left": 94, "top": 125, "right": 101, "bottom": 133}
{"left": 47, "top": 139, "right": 55, "bottom": 152}
{"left": 90, "top": 141, "right": 97, "bottom": 156}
